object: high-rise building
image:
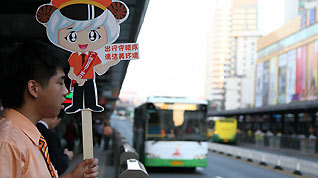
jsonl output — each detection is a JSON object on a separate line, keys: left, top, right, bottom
{"left": 205, "top": 0, "right": 260, "bottom": 110}
{"left": 205, "top": 0, "right": 232, "bottom": 110}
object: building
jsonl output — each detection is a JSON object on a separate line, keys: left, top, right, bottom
{"left": 205, "top": 0, "right": 231, "bottom": 110}
{"left": 208, "top": 1, "right": 318, "bottom": 150}
{"left": 299, "top": 0, "right": 318, "bottom": 14}
{"left": 256, "top": 6, "right": 318, "bottom": 107}
{"left": 205, "top": 0, "right": 260, "bottom": 110}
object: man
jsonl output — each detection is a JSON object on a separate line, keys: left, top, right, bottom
{"left": 0, "top": 40, "right": 99, "bottom": 178}
{"left": 37, "top": 110, "right": 74, "bottom": 176}
{"left": 103, "top": 120, "right": 113, "bottom": 150}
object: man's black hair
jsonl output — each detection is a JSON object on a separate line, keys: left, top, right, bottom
{"left": 0, "top": 40, "right": 70, "bottom": 109}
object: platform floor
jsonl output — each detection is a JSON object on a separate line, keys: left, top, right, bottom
{"left": 62, "top": 140, "right": 115, "bottom": 178}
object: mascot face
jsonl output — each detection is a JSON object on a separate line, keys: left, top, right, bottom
{"left": 58, "top": 24, "right": 108, "bottom": 52}
{"left": 36, "top": 0, "right": 129, "bottom": 52}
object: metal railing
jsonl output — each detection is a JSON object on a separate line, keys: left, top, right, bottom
{"left": 237, "top": 133, "right": 318, "bottom": 155}
{"left": 209, "top": 142, "right": 318, "bottom": 177}
{"left": 112, "top": 129, "right": 149, "bottom": 178}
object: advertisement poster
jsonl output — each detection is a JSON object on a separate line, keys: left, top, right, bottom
{"left": 255, "top": 63, "right": 263, "bottom": 107}
{"left": 262, "top": 60, "right": 270, "bottom": 106}
{"left": 286, "top": 49, "right": 296, "bottom": 103}
{"left": 296, "top": 45, "right": 307, "bottom": 101}
{"left": 278, "top": 53, "right": 287, "bottom": 104}
{"left": 307, "top": 40, "right": 318, "bottom": 100}
{"left": 268, "top": 57, "right": 278, "bottom": 105}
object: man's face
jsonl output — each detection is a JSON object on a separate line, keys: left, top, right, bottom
{"left": 58, "top": 24, "right": 108, "bottom": 52}
{"left": 36, "top": 67, "right": 68, "bottom": 118}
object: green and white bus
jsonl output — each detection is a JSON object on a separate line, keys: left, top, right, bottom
{"left": 133, "top": 96, "right": 208, "bottom": 168}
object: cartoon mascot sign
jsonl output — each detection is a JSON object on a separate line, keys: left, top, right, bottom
{"left": 36, "top": 0, "right": 139, "bottom": 161}
{"left": 36, "top": 0, "right": 138, "bottom": 114}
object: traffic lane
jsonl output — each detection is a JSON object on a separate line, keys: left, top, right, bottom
{"left": 208, "top": 153, "right": 293, "bottom": 178}
{"left": 148, "top": 153, "right": 294, "bottom": 178}
{"left": 110, "top": 116, "right": 133, "bottom": 145}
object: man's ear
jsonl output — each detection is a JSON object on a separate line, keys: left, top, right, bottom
{"left": 27, "top": 80, "right": 40, "bottom": 98}
{"left": 107, "top": 1, "right": 129, "bottom": 24}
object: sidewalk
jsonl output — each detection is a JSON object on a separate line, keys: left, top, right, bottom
{"left": 238, "top": 142, "right": 318, "bottom": 162}
{"left": 63, "top": 141, "right": 115, "bottom": 178}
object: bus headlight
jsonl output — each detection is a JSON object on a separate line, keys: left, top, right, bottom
{"left": 194, "top": 154, "right": 206, "bottom": 159}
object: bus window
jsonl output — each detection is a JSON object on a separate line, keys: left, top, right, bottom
{"left": 146, "top": 110, "right": 161, "bottom": 139}
{"left": 159, "top": 110, "right": 175, "bottom": 138}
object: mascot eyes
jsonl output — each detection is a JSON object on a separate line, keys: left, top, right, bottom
{"left": 63, "top": 30, "right": 100, "bottom": 43}
{"left": 88, "top": 30, "right": 101, "bottom": 42}
{"left": 65, "top": 31, "right": 77, "bottom": 43}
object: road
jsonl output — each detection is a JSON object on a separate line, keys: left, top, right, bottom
{"left": 110, "top": 115, "right": 133, "bottom": 145}
{"left": 147, "top": 153, "right": 294, "bottom": 178}
{"left": 110, "top": 117, "right": 295, "bottom": 178}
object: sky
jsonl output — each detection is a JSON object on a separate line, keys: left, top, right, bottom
{"left": 120, "top": 0, "right": 285, "bottom": 103}
{"left": 258, "top": 0, "right": 285, "bottom": 35}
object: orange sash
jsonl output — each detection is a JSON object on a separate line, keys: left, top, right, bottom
{"left": 71, "top": 52, "right": 98, "bottom": 88}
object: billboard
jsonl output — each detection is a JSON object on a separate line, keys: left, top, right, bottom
{"left": 296, "top": 45, "right": 307, "bottom": 101}
{"left": 268, "top": 57, "right": 278, "bottom": 105}
{"left": 262, "top": 60, "right": 270, "bottom": 106}
{"left": 278, "top": 53, "right": 287, "bottom": 104}
{"left": 255, "top": 63, "right": 263, "bottom": 107}
{"left": 307, "top": 40, "right": 318, "bottom": 100}
{"left": 286, "top": 49, "right": 296, "bottom": 103}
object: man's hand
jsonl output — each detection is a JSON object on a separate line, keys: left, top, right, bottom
{"left": 61, "top": 158, "right": 99, "bottom": 178}
{"left": 73, "top": 158, "right": 99, "bottom": 178}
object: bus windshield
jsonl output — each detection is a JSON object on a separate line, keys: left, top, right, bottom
{"left": 146, "top": 104, "right": 207, "bottom": 141}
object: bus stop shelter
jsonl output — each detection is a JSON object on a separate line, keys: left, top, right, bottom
{"left": 208, "top": 100, "right": 318, "bottom": 135}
